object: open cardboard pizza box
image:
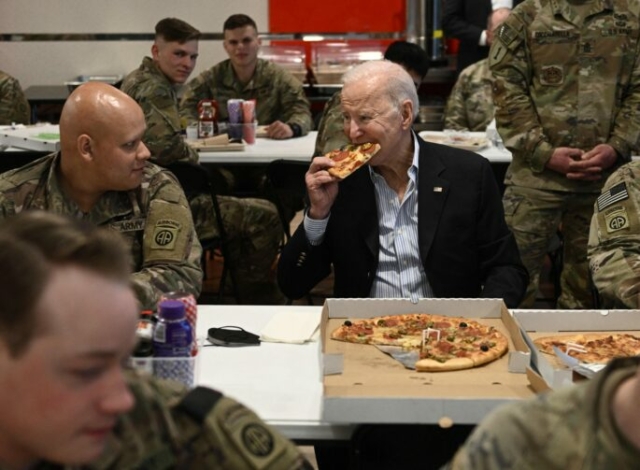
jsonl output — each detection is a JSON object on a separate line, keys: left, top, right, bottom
{"left": 320, "top": 298, "right": 535, "bottom": 424}
{"left": 511, "top": 309, "right": 640, "bottom": 393}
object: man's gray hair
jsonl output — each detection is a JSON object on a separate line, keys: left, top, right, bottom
{"left": 342, "top": 60, "right": 419, "bottom": 119}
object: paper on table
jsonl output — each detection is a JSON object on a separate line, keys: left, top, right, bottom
{"left": 259, "top": 309, "right": 321, "bottom": 344}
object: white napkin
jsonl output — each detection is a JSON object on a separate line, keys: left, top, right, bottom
{"left": 260, "top": 309, "right": 321, "bottom": 344}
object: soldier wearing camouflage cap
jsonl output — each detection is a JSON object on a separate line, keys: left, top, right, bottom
{"left": 448, "top": 357, "right": 640, "bottom": 469}
{"left": 489, "top": 0, "right": 640, "bottom": 308}
{"left": 443, "top": 8, "right": 510, "bottom": 132}
{"left": 179, "top": 14, "right": 312, "bottom": 140}
{"left": 0, "top": 82, "right": 203, "bottom": 310}
{"left": 0, "top": 70, "right": 30, "bottom": 125}
{"left": 314, "top": 41, "right": 430, "bottom": 157}
{"left": 0, "top": 210, "right": 309, "bottom": 469}
{"left": 589, "top": 161, "right": 640, "bottom": 308}
{"left": 122, "top": 18, "right": 285, "bottom": 304}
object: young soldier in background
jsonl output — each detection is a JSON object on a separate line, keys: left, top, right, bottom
{"left": 179, "top": 13, "right": 312, "bottom": 140}
{"left": 122, "top": 18, "right": 284, "bottom": 304}
{"left": 0, "top": 210, "right": 309, "bottom": 469}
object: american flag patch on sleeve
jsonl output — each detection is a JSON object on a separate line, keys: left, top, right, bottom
{"left": 597, "top": 182, "right": 629, "bottom": 212}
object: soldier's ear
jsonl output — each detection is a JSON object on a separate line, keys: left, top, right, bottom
{"left": 77, "top": 134, "right": 93, "bottom": 160}
{"left": 151, "top": 43, "right": 159, "bottom": 60}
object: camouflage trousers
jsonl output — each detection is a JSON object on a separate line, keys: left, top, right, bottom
{"left": 189, "top": 193, "right": 284, "bottom": 304}
{"left": 502, "top": 185, "right": 597, "bottom": 309}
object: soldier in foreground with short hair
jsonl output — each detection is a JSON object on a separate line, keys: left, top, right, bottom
{"left": 0, "top": 81, "right": 203, "bottom": 310}
{"left": 122, "top": 17, "right": 284, "bottom": 304}
{"left": 589, "top": 160, "right": 640, "bottom": 308}
{"left": 0, "top": 69, "right": 30, "bottom": 125}
{"left": 0, "top": 210, "right": 310, "bottom": 469}
{"left": 179, "top": 13, "right": 312, "bottom": 140}
{"left": 448, "top": 357, "right": 640, "bottom": 468}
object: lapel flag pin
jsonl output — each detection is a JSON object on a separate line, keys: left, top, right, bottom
{"left": 433, "top": 187, "right": 443, "bottom": 192}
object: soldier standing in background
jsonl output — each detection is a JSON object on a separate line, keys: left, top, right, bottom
{"left": 314, "top": 41, "right": 430, "bottom": 157}
{"left": 0, "top": 210, "right": 309, "bottom": 469}
{"left": 0, "top": 82, "right": 203, "bottom": 310}
{"left": 0, "top": 70, "right": 30, "bottom": 125}
{"left": 179, "top": 13, "right": 312, "bottom": 140}
{"left": 122, "top": 18, "right": 284, "bottom": 305}
{"left": 589, "top": 160, "right": 640, "bottom": 308}
{"left": 490, "top": 0, "right": 640, "bottom": 308}
{"left": 443, "top": 8, "right": 510, "bottom": 132}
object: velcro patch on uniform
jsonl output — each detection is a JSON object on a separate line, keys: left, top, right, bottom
{"left": 497, "top": 23, "right": 518, "bottom": 46}
{"left": 597, "top": 182, "right": 629, "bottom": 211}
{"left": 540, "top": 65, "right": 564, "bottom": 86}
{"left": 151, "top": 219, "right": 182, "bottom": 250}
{"left": 604, "top": 207, "right": 630, "bottom": 233}
{"left": 110, "top": 218, "right": 145, "bottom": 233}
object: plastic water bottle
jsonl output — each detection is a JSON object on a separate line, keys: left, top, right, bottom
{"left": 152, "top": 299, "right": 194, "bottom": 386}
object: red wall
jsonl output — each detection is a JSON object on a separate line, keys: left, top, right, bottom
{"left": 269, "top": 0, "right": 406, "bottom": 33}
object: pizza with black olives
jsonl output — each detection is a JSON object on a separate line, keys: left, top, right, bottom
{"left": 331, "top": 313, "right": 509, "bottom": 372}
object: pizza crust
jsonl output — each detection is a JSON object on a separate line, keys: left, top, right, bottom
{"left": 415, "top": 357, "right": 474, "bottom": 372}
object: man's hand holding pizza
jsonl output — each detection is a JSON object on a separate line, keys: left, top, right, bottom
{"left": 306, "top": 156, "right": 339, "bottom": 220}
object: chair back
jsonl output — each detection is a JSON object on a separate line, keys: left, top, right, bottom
{"left": 265, "top": 159, "right": 309, "bottom": 240}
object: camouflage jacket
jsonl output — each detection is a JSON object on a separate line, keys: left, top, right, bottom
{"left": 314, "top": 91, "right": 348, "bottom": 156}
{"left": 0, "top": 70, "right": 30, "bottom": 125}
{"left": 121, "top": 57, "right": 199, "bottom": 166}
{"left": 179, "top": 59, "right": 312, "bottom": 134}
{"left": 489, "top": 0, "right": 640, "bottom": 192}
{"left": 449, "top": 357, "right": 640, "bottom": 469}
{"left": 443, "top": 59, "right": 494, "bottom": 132}
{"left": 588, "top": 160, "right": 640, "bottom": 307}
{"left": 0, "top": 153, "right": 203, "bottom": 310}
{"left": 6, "top": 373, "right": 307, "bottom": 469}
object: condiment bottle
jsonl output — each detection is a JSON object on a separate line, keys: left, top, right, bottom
{"left": 198, "top": 101, "right": 215, "bottom": 138}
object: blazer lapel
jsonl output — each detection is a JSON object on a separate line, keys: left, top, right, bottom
{"left": 417, "top": 140, "right": 450, "bottom": 265}
{"left": 346, "top": 169, "right": 379, "bottom": 258}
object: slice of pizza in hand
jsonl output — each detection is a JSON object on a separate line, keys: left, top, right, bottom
{"left": 326, "top": 142, "right": 381, "bottom": 180}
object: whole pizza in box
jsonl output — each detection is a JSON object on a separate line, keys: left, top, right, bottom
{"left": 331, "top": 313, "right": 508, "bottom": 372}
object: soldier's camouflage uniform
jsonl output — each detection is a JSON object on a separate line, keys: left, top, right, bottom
{"left": 122, "top": 57, "right": 284, "bottom": 304}
{"left": 0, "top": 70, "right": 30, "bottom": 125}
{"left": 179, "top": 58, "right": 312, "bottom": 134}
{"left": 490, "top": 0, "right": 640, "bottom": 308}
{"left": 0, "top": 154, "right": 203, "bottom": 310}
{"left": 448, "top": 357, "right": 640, "bottom": 469}
{"left": 314, "top": 91, "right": 348, "bottom": 156}
{"left": 121, "top": 57, "right": 199, "bottom": 166}
{"left": 443, "top": 59, "right": 494, "bottom": 132}
{"left": 589, "top": 161, "right": 640, "bottom": 308}
{"left": 7, "top": 372, "right": 309, "bottom": 469}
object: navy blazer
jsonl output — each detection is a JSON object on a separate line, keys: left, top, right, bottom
{"left": 277, "top": 137, "right": 528, "bottom": 307}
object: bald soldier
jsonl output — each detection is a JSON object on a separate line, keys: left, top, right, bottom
{"left": 0, "top": 210, "right": 309, "bottom": 469}
{"left": 0, "top": 82, "right": 202, "bottom": 310}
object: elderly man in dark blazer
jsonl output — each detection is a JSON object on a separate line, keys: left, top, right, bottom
{"left": 277, "top": 60, "right": 527, "bottom": 308}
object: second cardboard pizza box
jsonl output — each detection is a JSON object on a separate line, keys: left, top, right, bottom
{"left": 320, "top": 298, "right": 534, "bottom": 424}
{"left": 511, "top": 309, "right": 640, "bottom": 393}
